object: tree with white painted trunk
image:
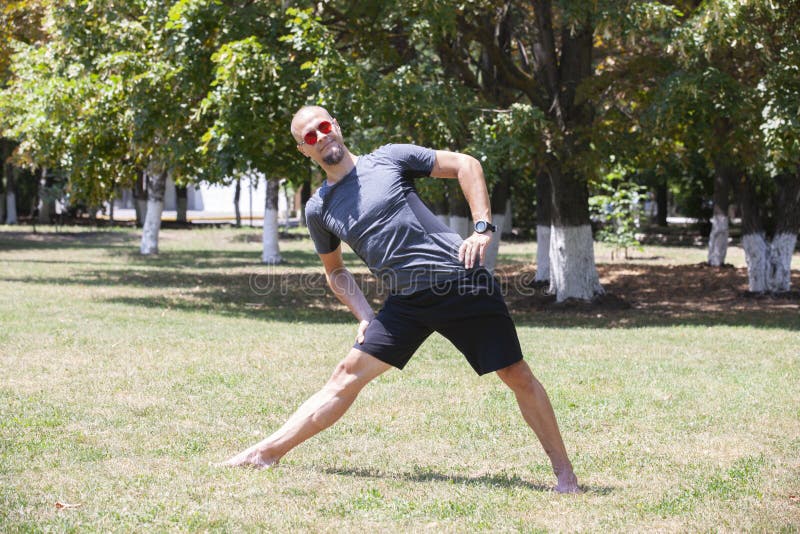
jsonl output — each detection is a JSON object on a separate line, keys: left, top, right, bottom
{"left": 262, "top": 178, "right": 282, "bottom": 265}
{"left": 535, "top": 172, "right": 552, "bottom": 283}
{"left": 4, "top": 166, "right": 18, "bottom": 225}
{"left": 708, "top": 160, "right": 735, "bottom": 267}
{"left": 198, "top": 16, "right": 314, "bottom": 263}
{"left": 140, "top": 163, "right": 167, "bottom": 255}
{"left": 767, "top": 174, "right": 800, "bottom": 293}
{"left": 1, "top": 141, "right": 16, "bottom": 224}
{"left": 739, "top": 1, "right": 800, "bottom": 294}
{"left": 734, "top": 173, "right": 800, "bottom": 294}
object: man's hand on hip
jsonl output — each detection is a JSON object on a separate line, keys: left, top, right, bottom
{"left": 459, "top": 233, "right": 492, "bottom": 269}
{"left": 356, "top": 319, "right": 371, "bottom": 344}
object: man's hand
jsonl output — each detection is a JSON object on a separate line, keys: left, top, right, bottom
{"left": 355, "top": 319, "right": 371, "bottom": 344}
{"left": 458, "top": 232, "right": 492, "bottom": 269}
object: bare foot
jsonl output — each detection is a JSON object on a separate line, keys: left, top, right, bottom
{"left": 216, "top": 447, "right": 279, "bottom": 469}
{"left": 554, "top": 470, "right": 581, "bottom": 494}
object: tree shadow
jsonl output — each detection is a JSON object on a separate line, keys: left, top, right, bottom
{"left": 118, "top": 248, "right": 323, "bottom": 270}
{"left": 0, "top": 230, "right": 138, "bottom": 250}
{"left": 3, "top": 233, "right": 798, "bottom": 330}
{"left": 319, "top": 465, "right": 614, "bottom": 495}
{"left": 2, "top": 268, "right": 386, "bottom": 323}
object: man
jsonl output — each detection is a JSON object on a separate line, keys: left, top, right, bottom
{"left": 221, "top": 105, "right": 579, "bottom": 493}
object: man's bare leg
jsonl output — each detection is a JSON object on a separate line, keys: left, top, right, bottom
{"left": 496, "top": 360, "right": 580, "bottom": 493}
{"left": 220, "top": 349, "right": 391, "bottom": 468}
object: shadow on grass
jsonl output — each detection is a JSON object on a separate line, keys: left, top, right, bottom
{"left": 5, "top": 264, "right": 800, "bottom": 329}
{"left": 320, "top": 466, "right": 614, "bottom": 495}
{"left": 0, "top": 230, "right": 137, "bottom": 250}
{"left": 2, "top": 268, "right": 379, "bottom": 324}
{"left": 3, "top": 236, "right": 798, "bottom": 330}
{"left": 118, "top": 248, "right": 323, "bottom": 270}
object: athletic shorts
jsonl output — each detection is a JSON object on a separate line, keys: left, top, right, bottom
{"left": 355, "top": 268, "right": 524, "bottom": 375}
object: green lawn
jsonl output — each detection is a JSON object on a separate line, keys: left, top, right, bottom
{"left": 1, "top": 227, "right": 798, "bottom": 532}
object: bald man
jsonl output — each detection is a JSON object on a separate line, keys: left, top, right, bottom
{"left": 221, "top": 106, "right": 579, "bottom": 493}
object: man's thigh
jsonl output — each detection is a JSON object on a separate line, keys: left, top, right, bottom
{"left": 355, "top": 302, "right": 432, "bottom": 371}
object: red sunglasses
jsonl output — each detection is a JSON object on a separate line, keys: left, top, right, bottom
{"left": 298, "top": 120, "right": 333, "bottom": 146}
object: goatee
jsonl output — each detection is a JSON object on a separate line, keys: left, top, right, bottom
{"left": 323, "top": 144, "right": 345, "bottom": 165}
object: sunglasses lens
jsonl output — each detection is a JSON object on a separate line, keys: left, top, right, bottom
{"left": 300, "top": 121, "right": 332, "bottom": 146}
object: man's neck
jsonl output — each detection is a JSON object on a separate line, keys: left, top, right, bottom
{"left": 323, "top": 152, "right": 359, "bottom": 184}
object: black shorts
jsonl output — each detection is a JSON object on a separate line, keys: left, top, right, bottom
{"left": 355, "top": 268, "right": 524, "bottom": 375}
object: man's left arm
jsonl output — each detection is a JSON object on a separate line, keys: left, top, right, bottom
{"left": 431, "top": 150, "right": 493, "bottom": 269}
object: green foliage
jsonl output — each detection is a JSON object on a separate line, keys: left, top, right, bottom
{"left": 589, "top": 168, "right": 646, "bottom": 257}
{"left": 1, "top": 0, "right": 797, "bottom": 232}
{"left": 466, "top": 104, "right": 546, "bottom": 190}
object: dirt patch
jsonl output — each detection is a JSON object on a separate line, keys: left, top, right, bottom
{"left": 496, "top": 263, "right": 800, "bottom": 321}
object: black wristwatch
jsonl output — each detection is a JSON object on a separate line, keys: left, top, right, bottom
{"left": 474, "top": 220, "right": 497, "bottom": 234}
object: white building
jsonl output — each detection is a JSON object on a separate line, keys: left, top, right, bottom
{"left": 114, "top": 175, "right": 297, "bottom": 225}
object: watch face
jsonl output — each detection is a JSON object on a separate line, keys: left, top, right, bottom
{"left": 475, "top": 221, "right": 487, "bottom": 233}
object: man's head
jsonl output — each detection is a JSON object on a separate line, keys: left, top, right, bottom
{"left": 291, "top": 105, "right": 346, "bottom": 166}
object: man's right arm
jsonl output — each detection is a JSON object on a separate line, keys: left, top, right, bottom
{"left": 319, "top": 245, "right": 374, "bottom": 343}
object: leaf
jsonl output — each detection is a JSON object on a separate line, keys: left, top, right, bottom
{"left": 55, "top": 501, "right": 82, "bottom": 510}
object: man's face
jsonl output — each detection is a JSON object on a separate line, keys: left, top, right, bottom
{"left": 293, "top": 109, "right": 346, "bottom": 166}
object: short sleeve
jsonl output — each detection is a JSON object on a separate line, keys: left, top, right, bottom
{"left": 384, "top": 144, "right": 436, "bottom": 178}
{"left": 305, "top": 199, "right": 341, "bottom": 254}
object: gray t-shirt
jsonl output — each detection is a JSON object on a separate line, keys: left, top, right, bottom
{"left": 305, "top": 144, "right": 465, "bottom": 294}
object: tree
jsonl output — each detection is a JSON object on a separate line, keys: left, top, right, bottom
{"left": 197, "top": 6, "right": 340, "bottom": 264}
{"left": 315, "top": 1, "right": 684, "bottom": 301}
{"left": 663, "top": 0, "right": 800, "bottom": 292}
{"left": 661, "top": 0, "right": 765, "bottom": 267}
{"left": 738, "top": 0, "right": 800, "bottom": 293}
{"left": 467, "top": 104, "right": 546, "bottom": 271}
{"left": 0, "top": 0, "right": 47, "bottom": 225}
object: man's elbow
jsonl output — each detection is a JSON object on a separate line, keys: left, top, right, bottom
{"left": 459, "top": 154, "right": 484, "bottom": 179}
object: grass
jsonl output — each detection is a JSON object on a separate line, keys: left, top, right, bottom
{"left": 1, "top": 226, "right": 799, "bottom": 532}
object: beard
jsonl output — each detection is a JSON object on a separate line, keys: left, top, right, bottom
{"left": 322, "top": 143, "right": 345, "bottom": 165}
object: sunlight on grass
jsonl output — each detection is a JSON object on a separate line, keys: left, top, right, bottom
{"left": 1, "top": 227, "right": 798, "bottom": 531}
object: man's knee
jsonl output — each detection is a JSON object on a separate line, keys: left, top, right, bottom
{"left": 496, "top": 360, "right": 539, "bottom": 392}
{"left": 327, "top": 349, "right": 387, "bottom": 395}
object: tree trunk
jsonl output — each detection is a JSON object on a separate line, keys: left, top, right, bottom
{"left": 502, "top": 198, "right": 512, "bottom": 234}
{"left": 37, "top": 167, "right": 54, "bottom": 224}
{"left": 735, "top": 175, "right": 769, "bottom": 293}
{"left": 654, "top": 179, "right": 668, "bottom": 226}
{"left": 0, "top": 155, "right": 5, "bottom": 225}
{"left": 708, "top": 162, "right": 734, "bottom": 266}
{"left": 546, "top": 162, "right": 604, "bottom": 301}
{"left": 447, "top": 181, "right": 470, "bottom": 238}
{"left": 140, "top": 162, "right": 167, "bottom": 255}
{"left": 5, "top": 166, "right": 18, "bottom": 225}
{"left": 262, "top": 178, "right": 282, "bottom": 264}
{"left": 234, "top": 177, "right": 242, "bottom": 227}
{"left": 535, "top": 171, "right": 552, "bottom": 282}
{"left": 768, "top": 172, "right": 800, "bottom": 293}
{"left": 484, "top": 175, "right": 510, "bottom": 273}
{"left": 133, "top": 169, "right": 148, "bottom": 228}
{"left": 298, "top": 179, "right": 311, "bottom": 228}
{"left": 530, "top": 7, "right": 601, "bottom": 301}
{"left": 175, "top": 184, "right": 188, "bottom": 223}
